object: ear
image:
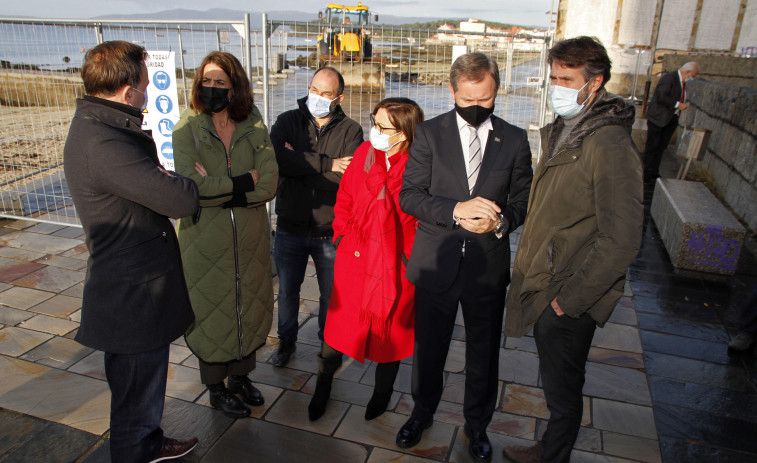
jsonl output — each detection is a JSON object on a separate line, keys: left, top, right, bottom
{"left": 336, "top": 93, "right": 345, "bottom": 106}
{"left": 590, "top": 75, "right": 603, "bottom": 93}
{"left": 448, "top": 83, "right": 455, "bottom": 99}
{"left": 117, "top": 85, "right": 133, "bottom": 106}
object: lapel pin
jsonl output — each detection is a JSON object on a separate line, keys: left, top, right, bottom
{"left": 494, "top": 137, "right": 501, "bottom": 142}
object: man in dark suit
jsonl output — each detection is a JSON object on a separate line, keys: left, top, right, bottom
{"left": 64, "top": 41, "right": 200, "bottom": 463}
{"left": 397, "top": 52, "right": 533, "bottom": 462}
{"left": 643, "top": 61, "right": 699, "bottom": 183}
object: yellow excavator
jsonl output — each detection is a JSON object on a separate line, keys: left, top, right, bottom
{"left": 317, "top": 2, "right": 384, "bottom": 88}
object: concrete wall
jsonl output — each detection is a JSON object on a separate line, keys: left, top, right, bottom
{"left": 555, "top": 0, "right": 757, "bottom": 96}
{"left": 678, "top": 79, "right": 757, "bottom": 231}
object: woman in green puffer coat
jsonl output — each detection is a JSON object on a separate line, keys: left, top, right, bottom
{"left": 173, "top": 52, "right": 278, "bottom": 419}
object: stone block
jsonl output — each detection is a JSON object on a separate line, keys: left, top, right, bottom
{"left": 733, "top": 87, "right": 757, "bottom": 134}
{"left": 650, "top": 179, "right": 745, "bottom": 275}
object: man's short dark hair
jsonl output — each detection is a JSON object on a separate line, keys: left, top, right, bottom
{"left": 81, "top": 41, "right": 148, "bottom": 96}
{"left": 548, "top": 36, "right": 612, "bottom": 88}
{"left": 191, "top": 51, "right": 254, "bottom": 123}
{"left": 313, "top": 67, "right": 345, "bottom": 95}
{"left": 450, "top": 52, "right": 500, "bottom": 92}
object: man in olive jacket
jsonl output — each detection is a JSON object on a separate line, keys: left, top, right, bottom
{"left": 503, "top": 37, "right": 643, "bottom": 463}
{"left": 64, "top": 41, "right": 199, "bottom": 463}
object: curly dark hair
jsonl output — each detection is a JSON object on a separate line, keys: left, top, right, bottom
{"left": 191, "top": 51, "right": 254, "bottom": 122}
{"left": 548, "top": 36, "right": 612, "bottom": 88}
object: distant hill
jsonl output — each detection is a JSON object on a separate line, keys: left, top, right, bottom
{"left": 93, "top": 8, "right": 442, "bottom": 27}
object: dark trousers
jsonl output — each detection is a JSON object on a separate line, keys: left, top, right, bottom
{"left": 534, "top": 307, "right": 597, "bottom": 463}
{"left": 411, "top": 267, "right": 506, "bottom": 433}
{"left": 739, "top": 284, "right": 757, "bottom": 336}
{"left": 104, "top": 345, "right": 169, "bottom": 463}
{"left": 199, "top": 356, "right": 256, "bottom": 385}
{"left": 274, "top": 229, "right": 336, "bottom": 342}
{"left": 643, "top": 117, "right": 679, "bottom": 182}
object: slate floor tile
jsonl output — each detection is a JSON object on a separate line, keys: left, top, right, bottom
{"left": 0, "top": 418, "right": 99, "bottom": 463}
{"left": 168, "top": 343, "right": 192, "bottom": 365}
{"left": 201, "top": 419, "right": 369, "bottom": 462}
{"left": 0, "top": 358, "right": 110, "bottom": 434}
{"left": 27, "top": 294, "right": 81, "bottom": 318}
{"left": 0, "top": 286, "right": 54, "bottom": 309}
{"left": 640, "top": 330, "right": 731, "bottom": 365}
{"left": 500, "top": 383, "right": 591, "bottom": 426}
{"left": 11, "top": 265, "right": 85, "bottom": 293}
{"left": 336, "top": 406, "right": 455, "bottom": 460}
{"left": 592, "top": 323, "right": 642, "bottom": 353}
{"left": 0, "top": 326, "right": 53, "bottom": 356}
{"left": 488, "top": 410, "right": 537, "bottom": 439}
{"left": 68, "top": 350, "right": 106, "bottom": 380}
{"left": 644, "top": 352, "right": 749, "bottom": 392}
{"left": 61, "top": 282, "right": 84, "bottom": 298}
{"left": 584, "top": 362, "right": 652, "bottom": 405}
{"left": 51, "top": 226, "right": 85, "bottom": 240}
{"left": 34, "top": 254, "right": 87, "bottom": 271}
{"left": 0, "top": 231, "right": 82, "bottom": 255}
{"left": 498, "top": 348, "right": 539, "bottom": 387}
{"left": 0, "top": 305, "right": 34, "bottom": 325}
{"left": 504, "top": 335, "right": 537, "bottom": 353}
{"left": 0, "top": 259, "right": 46, "bottom": 282}
{"left": 592, "top": 398, "right": 657, "bottom": 439}
{"left": 0, "top": 408, "right": 50, "bottom": 455}
{"left": 603, "top": 432, "right": 662, "bottom": 463}
{"left": 159, "top": 396, "right": 235, "bottom": 462}
{"left": 244, "top": 362, "right": 311, "bottom": 392}
{"left": 657, "top": 435, "right": 757, "bottom": 463}
{"left": 654, "top": 403, "right": 757, "bottom": 455}
{"left": 607, "top": 304, "right": 638, "bottom": 326}
{"left": 21, "top": 336, "right": 93, "bottom": 369}
{"left": 587, "top": 347, "right": 645, "bottom": 370}
{"left": 0, "top": 247, "right": 47, "bottom": 262}
{"left": 265, "top": 390, "right": 348, "bottom": 435}
{"left": 19, "top": 314, "right": 78, "bottom": 336}
{"left": 165, "top": 363, "right": 206, "bottom": 402}
{"left": 367, "top": 448, "right": 437, "bottom": 462}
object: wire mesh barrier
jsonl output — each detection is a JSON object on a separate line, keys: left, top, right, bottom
{"left": 0, "top": 15, "right": 550, "bottom": 226}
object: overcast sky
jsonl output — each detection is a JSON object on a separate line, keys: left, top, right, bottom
{"left": 3, "top": 0, "right": 555, "bottom": 28}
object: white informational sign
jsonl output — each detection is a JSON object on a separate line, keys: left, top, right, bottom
{"left": 142, "top": 51, "right": 180, "bottom": 170}
{"left": 452, "top": 45, "right": 468, "bottom": 66}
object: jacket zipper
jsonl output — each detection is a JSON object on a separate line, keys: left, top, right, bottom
{"left": 202, "top": 126, "right": 255, "bottom": 360}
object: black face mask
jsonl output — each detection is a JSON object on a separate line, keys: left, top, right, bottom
{"left": 200, "top": 86, "right": 230, "bottom": 113}
{"left": 455, "top": 103, "right": 495, "bottom": 127}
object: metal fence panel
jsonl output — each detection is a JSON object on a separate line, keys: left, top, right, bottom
{"left": 0, "top": 16, "right": 550, "bottom": 227}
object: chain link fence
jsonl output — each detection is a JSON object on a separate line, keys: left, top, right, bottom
{"left": 0, "top": 15, "right": 550, "bottom": 227}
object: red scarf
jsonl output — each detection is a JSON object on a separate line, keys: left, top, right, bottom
{"left": 349, "top": 147, "right": 408, "bottom": 339}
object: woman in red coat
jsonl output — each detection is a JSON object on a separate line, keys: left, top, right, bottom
{"left": 308, "top": 98, "right": 424, "bottom": 422}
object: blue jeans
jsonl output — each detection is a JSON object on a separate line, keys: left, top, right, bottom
{"left": 274, "top": 229, "right": 336, "bottom": 342}
{"left": 104, "top": 345, "right": 169, "bottom": 463}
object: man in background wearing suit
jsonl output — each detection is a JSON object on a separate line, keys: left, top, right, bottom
{"left": 397, "top": 52, "right": 533, "bottom": 462}
{"left": 643, "top": 61, "right": 699, "bottom": 183}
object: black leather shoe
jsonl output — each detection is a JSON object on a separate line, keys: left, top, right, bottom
{"left": 227, "top": 375, "right": 264, "bottom": 406}
{"left": 207, "top": 383, "right": 251, "bottom": 419}
{"left": 464, "top": 423, "right": 492, "bottom": 462}
{"left": 396, "top": 416, "right": 432, "bottom": 449}
{"left": 271, "top": 339, "right": 296, "bottom": 367}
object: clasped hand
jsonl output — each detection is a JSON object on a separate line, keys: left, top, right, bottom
{"left": 454, "top": 197, "right": 500, "bottom": 234}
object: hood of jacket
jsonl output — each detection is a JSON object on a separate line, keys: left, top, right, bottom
{"left": 545, "top": 88, "right": 635, "bottom": 158}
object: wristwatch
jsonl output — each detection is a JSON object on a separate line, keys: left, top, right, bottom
{"left": 494, "top": 213, "right": 506, "bottom": 239}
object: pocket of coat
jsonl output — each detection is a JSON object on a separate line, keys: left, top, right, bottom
{"left": 118, "top": 233, "right": 175, "bottom": 285}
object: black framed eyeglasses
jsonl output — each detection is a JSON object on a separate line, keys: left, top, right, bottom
{"left": 370, "top": 114, "right": 400, "bottom": 135}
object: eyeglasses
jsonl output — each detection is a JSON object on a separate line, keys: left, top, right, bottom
{"left": 370, "top": 114, "right": 400, "bottom": 135}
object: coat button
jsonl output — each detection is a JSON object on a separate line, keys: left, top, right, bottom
{"left": 572, "top": 155, "right": 577, "bottom": 159}
{"left": 355, "top": 251, "right": 360, "bottom": 257}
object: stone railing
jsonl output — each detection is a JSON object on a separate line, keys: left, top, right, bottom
{"left": 678, "top": 78, "right": 757, "bottom": 232}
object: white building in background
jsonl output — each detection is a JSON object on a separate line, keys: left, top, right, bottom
{"left": 555, "top": 0, "right": 757, "bottom": 94}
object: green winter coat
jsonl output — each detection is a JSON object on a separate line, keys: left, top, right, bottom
{"left": 173, "top": 105, "right": 278, "bottom": 364}
{"left": 505, "top": 89, "right": 643, "bottom": 338}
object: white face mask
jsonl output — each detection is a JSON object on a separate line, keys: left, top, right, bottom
{"left": 550, "top": 80, "right": 592, "bottom": 118}
{"left": 306, "top": 92, "right": 337, "bottom": 118}
{"left": 369, "top": 126, "right": 403, "bottom": 152}
{"left": 131, "top": 87, "right": 148, "bottom": 112}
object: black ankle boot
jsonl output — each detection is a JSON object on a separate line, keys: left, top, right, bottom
{"left": 207, "top": 382, "right": 250, "bottom": 419}
{"left": 308, "top": 349, "right": 343, "bottom": 421}
{"left": 365, "top": 361, "right": 399, "bottom": 420}
{"left": 227, "top": 374, "right": 264, "bottom": 406}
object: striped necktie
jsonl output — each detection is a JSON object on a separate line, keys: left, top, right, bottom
{"left": 468, "top": 125, "right": 481, "bottom": 193}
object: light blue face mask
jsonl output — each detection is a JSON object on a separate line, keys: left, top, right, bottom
{"left": 306, "top": 92, "right": 337, "bottom": 118}
{"left": 549, "top": 80, "right": 592, "bottom": 118}
{"left": 685, "top": 77, "right": 694, "bottom": 83}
